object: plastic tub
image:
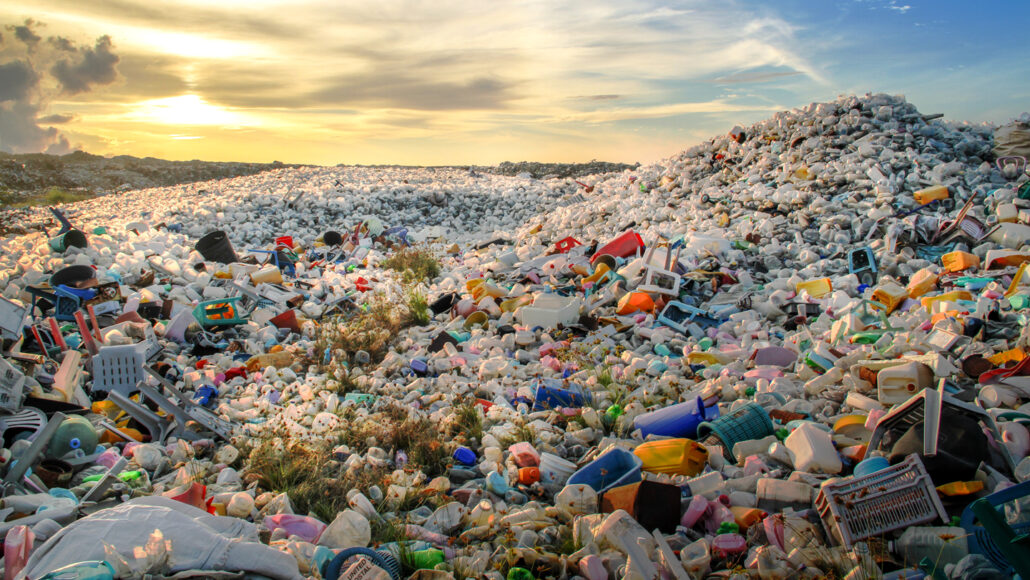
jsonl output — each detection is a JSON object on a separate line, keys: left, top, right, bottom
{"left": 195, "top": 230, "right": 238, "bottom": 264}
{"left": 635, "top": 396, "right": 718, "bottom": 439}
{"left": 566, "top": 447, "right": 642, "bottom": 494}
{"left": 591, "top": 230, "right": 644, "bottom": 263}
{"left": 539, "top": 452, "right": 577, "bottom": 487}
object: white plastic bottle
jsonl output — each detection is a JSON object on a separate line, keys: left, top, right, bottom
{"left": 890, "top": 526, "right": 969, "bottom": 569}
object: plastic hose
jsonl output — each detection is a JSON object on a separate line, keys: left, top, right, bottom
{"left": 323, "top": 547, "right": 400, "bottom": 580}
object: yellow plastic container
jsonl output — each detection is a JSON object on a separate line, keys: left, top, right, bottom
{"left": 796, "top": 278, "right": 833, "bottom": 299}
{"left": 730, "top": 506, "right": 766, "bottom": 531}
{"left": 988, "top": 348, "right": 1025, "bottom": 366}
{"left": 907, "top": 268, "right": 939, "bottom": 299}
{"left": 634, "top": 438, "right": 708, "bottom": 477}
{"left": 913, "top": 185, "right": 948, "bottom": 205}
{"left": 921, "top": 290, "right": 972, "bottom": 313}
{"left": 582, "top": 263, "right": 612, "bottom": 286}
{"left": 941, "top": 251, "right": 980, "bottom": 273}
{"left": 870, "top": 282, "right": 908, "bottom": 313}
{"left": 935, "top": 480, "right": 984, "bottom": 497}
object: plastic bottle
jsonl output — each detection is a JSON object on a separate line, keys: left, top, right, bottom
{"left": 785, "top": 422, "right": 842, "bottom": 474}
{"left": 890, "top": 526, "right": 969, "bottom": 569}
{"left": 681, "top": 495, "right": 709, "bottom": 528}
{"left": 47, "top": 416, "right": 99, "bottom": 460}
{"left": 4, "top": 525, "right": 32, "bottom": 580}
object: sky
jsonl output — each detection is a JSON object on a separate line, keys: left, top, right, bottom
{"left": 0, "top": 0, "right": 1028, "bottom": 166}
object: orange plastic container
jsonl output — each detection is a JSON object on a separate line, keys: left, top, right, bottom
{"left": 730, "top": 506, "right": 767, "bottom": 531}
{"left": 796, "top": 278, "right": 833, "bottom": 299}
{"left": 941, "top": 251, "right": 980, "bottom": 273}
{"left": 633, "top": 438, "right": 708, "bottom": 476}
{"left": 913, "top": 185, "right": 948, "bottom": 205}
{"left": 616, "top": 291, "right": 655, "bottom": 315}
{"left": 906, "top": 268, "right": 939, "bottom": 298}
{"left": 518, "top": 466, "right": 541, "bottom": 485}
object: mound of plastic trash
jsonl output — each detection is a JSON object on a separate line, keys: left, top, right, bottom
{"left": 0, "top": 93, "right": 1029, "bottom": 579}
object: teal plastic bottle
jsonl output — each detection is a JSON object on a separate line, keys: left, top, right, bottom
{"left": 47, "top": 416, "right": 99, "bottom": 459}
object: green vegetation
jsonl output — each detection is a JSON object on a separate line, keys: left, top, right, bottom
{"left": 381, "top": 247, "right": 441, "bottom": 283}
{"left": 0, "top": 187, "right": 92, "bottom": 209}
{"left": 405, "top": 286, "right": 430, "bottom": 326}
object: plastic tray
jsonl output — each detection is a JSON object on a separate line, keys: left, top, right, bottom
{"left": 815, "top": 454, "right": 947, "bottom": 547}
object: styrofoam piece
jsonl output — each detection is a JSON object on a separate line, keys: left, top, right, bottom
{"left": 518, "top": 294, "right": 581, "bottom": 329}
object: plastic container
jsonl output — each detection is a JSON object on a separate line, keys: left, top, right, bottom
{"left": 48, "top": 229, "right": 89, "bottom": 253}
{"left": 891, "top": 526, "right": 969, "bottom": 569}
{"left": 913, "top": 185, "right": 948, "bottom": 205}
{"left": 193, "top": 297, "right": 247, "bottom": 327}
{"left": 686, "top": 470, "right": 723, "bottom": 498}
{"left": 756, "top": 478, "right": 812, "bottom": 512}
{"left": 815, "top": 454, "right": 947, "bottom": 547}
{"left": 906, "top": 268, "right": 939, "bottom": 298}
{"left": 696, "top": 402, "right": 775, "bottom": 462}
{"left": 195, "top": 230, "right": 238, "bottom": 264}
{"left": 532, "top": 380, "right": 588, "bottom": 411}
{"left": 591, "top": 230, "right": 644, "bottom": 263}
{"left": 796, "top": 278, "right": 833, "bottom": 299}
{"left": 941, "top": 250, "right": 980, "bottom": 273}
{"left": 251, "top": 265, "right": 284, "bottom": 285}
{"left": 265, "top": 514, "right": 328, "bottom": 544}
{"left": 634, "top": 396, "right": 718, "bottom": 439}
{"left": 681, "top": 495, "right": 709, "bottom": 528}
{"left": 508, "top": 442, "right": 540, "bottom": 467}
{"left": 633, "top": 438, "right": 707, "bottom": 476}
{"left": 989, "top": 222, "right": 1030, "bottom": 249}
{"left": 4, "top": 525, "right": 32, "bottom": 580}
{"left": 518, "top": 294, "right": 581, "bottom": 329}
{"left": 539, "top": 452, "right": 577, "bottom": 487}
{"left": 870, "top": 282, "right": 908, "bottom": 313}
{"left": 566, "top": 447, "right": 642, "bottom": 494}
{"left": 877, "top": 361, "right": 934, "bottom": 405}
{"left": 615, "top": 291, "right": 654, "bottom": 315}
{"left": 853, "top": 456, "right": 889, "bottom": 477}
{"left": 47, "top": 415, "right": 98, "bottom": 460}
{"left": 785, "top": 422, "right": 842, "bottom": 474}
{"left": 711, "top": 533, "right": 747, "bottom": 558}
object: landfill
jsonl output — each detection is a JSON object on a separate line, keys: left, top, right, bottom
{"left": 0, "top": 93, "right": 1029, "bottom": 579}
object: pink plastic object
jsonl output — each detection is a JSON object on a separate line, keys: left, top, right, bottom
{"left": 711, "top": 533, "right": 747, "bottom": 558}
{"left": 764, "top": 515, "right": 785, "bottom": 551}
{"left": 96, "top": 447, "right": 122, "bottom": 469}
{"left": 4, "top": 525, "right": 33, "bottom": 580}
{"left": 706, "top": 501, "right": 735, "bottom": 534}
{"left": 681, "top": 495, "right": 709, "bottom": 528}
{"left": 591, "top": 230, "right": 644, "bottom": 263}
{"left": 508, "top": 442, "right": 540, "bottom": 468}
{"left": 264, "top": 514, "right": 327, "bottom": 543}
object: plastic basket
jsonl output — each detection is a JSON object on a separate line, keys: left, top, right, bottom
{"left": 91, "top": 344, "right": 144, "bottom": 395}
{"left": 696, "top": 402, "right": 775, "bottom": 462}
{"left": 815, "top": 454, "right": 947, "bottom": 547}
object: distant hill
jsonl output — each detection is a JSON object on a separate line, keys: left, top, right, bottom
{"left": 0, "top": 151, "right": 303, "bottom": 198}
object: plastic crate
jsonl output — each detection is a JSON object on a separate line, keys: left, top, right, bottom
{"left": 696, "top": 402, "right": 775, "bottom": 462}
{"left": 0, "top": 297, "right": 27, "bottom": 342}
{"left": 815, "top": 454, "right": 947, "bottom": 547}
{"left": 91, "top": 344, "right": 144, "bottom": 396}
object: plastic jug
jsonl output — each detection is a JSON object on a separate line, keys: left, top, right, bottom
{"left": 941, "top": 251, "right": 980, "bottom": 273}
{"left": 877, "top": 361, "right": 934, "bottom": 405}
{"left": 906, "top": 268, "right": 939, "bottom": 298}
{"left": 913, "top": 185, "right": 948, "bottom": 205}
{"left": 756, "top": 479, "right": 813, "bottom": 512}
{"left": 633, "top": 438, "right": 708, "bottom": 476}
{"left": 796, "top": 278, "right": 833, "bottom": 299}
{"left": 890, "top": 526, "right": 969, "bottom": 569}
{"left": 686, "top": 470, "right": 723, "bottom": 498}
{"left": 784, "top": 422, "right": 841, "bottom": 474}
{"left": 870, "top": 282, "right": 908, "bottom": 313}
{"left": 47, "top": 415, "right": 99, "bottom": 459}
{"left": 681, "top": 495, "right": 709, "bottom": 527}
{"left": 634, "top": 396, "right": 718, "bottom": 439}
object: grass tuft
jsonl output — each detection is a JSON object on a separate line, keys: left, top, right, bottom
{"left": 382, "top": 247, "right": 441, "bottom": 283}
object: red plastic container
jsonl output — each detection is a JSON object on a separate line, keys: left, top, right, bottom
{"left": 591, "top": 230, "right": 644, "bottom": 263}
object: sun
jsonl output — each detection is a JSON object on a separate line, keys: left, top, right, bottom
{"left": 130, "top": 95, "right": 257, "bottom": 127}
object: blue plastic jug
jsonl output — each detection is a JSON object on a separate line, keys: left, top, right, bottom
{"left": 634, "top": 396, "right": 718, "bottom": 439}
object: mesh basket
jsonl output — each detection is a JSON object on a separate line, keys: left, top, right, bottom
{"left": 696, "top": 402, "right": 775, "bottom": 462}
{"left": 815, "top": 453, "right": 947, "bottom": 547}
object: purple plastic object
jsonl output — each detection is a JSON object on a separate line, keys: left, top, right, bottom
{"left": 264, "top": 514, "right": 327, "bottom": 543}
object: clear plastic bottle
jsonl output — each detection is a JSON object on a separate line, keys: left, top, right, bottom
{"left": 890, "top": 526, "right": 969, "bottom": 570}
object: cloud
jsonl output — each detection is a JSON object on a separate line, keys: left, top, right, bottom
{"left": 571, "top": 94, "right": 622, "bottom": 101}
{"left": 6, "top": 19, "right": 42, "bottom": 51}
{"left": 0, "top": 19, "right": 120, "bottom": 154}
{"left": 50, "top": 35, "right": 119, "bottom": 95}
{"left": 311, "top": 75, "right": 516, "bottom": 111}
{"left": 709, "top": 70, "right": 804, "bottom": 85}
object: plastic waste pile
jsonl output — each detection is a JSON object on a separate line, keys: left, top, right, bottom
{"left": 0, "top": 93, "right": 1029, "bottom": 579}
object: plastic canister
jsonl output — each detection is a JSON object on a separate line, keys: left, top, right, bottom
{"left": 877, "top": 361, "right": 934, "bottom": 405}
{"left": 997, "top": 203, "right": 1019, "bottom": 223}
{"left": 941, "top": 251, "right": 980, "bottom": 273}
{"left": 756, "top": 478, "right": 812, "bottom": 512}
{"left": 508, "top": 442, "right": 540, "bottom": 467}
{"left": 681, "top": 495, "right": 709, "bottom": 528}
{"left": 784, "top": 422, "right": 842, "bottom": 474}
{"left": 796, "top": 278, "right": 833, "bottom": 299}
{"left": 634, "top": 438, "right": 708, "bottom": 476}
{"left": 870, "top": 282, "right": 908, "bottom": 313}
{"left": 906, "top": 268, "right": 939, "bottom": 298}
{"left": 913, "top": 185, "right": 948, "bottom": 205}
{"left": 989, "top": 222, "right": 1030, "bottom": 249}
{"left": 47, "top": 415, "right": 99, "bottom": 459}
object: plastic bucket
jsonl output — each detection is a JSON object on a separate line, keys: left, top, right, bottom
{"left": 50, "top": 265, "right": 96, "bottom": 288}
{"left": 566, "top": 447, "right": 642, "bottom": 494}
{"left": 48, "top": 229, "right": 88, "bottom": 253}
{"left": 634, "top": 396, "right": 718, "bottom": 439}
{"left": 539, "top": 452, "right": 577, "bottom": 486}
{"left": 591, "top": 231, "right": 644, "bottom": 263}
{"left": 323, "top": 231, "right": 343, "bottom": 246}
{"left": 696, "top": 402, "right": 775, "bottom": 462}
{"left": 194, "top": 231, "right": 238, "bottom": 264}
